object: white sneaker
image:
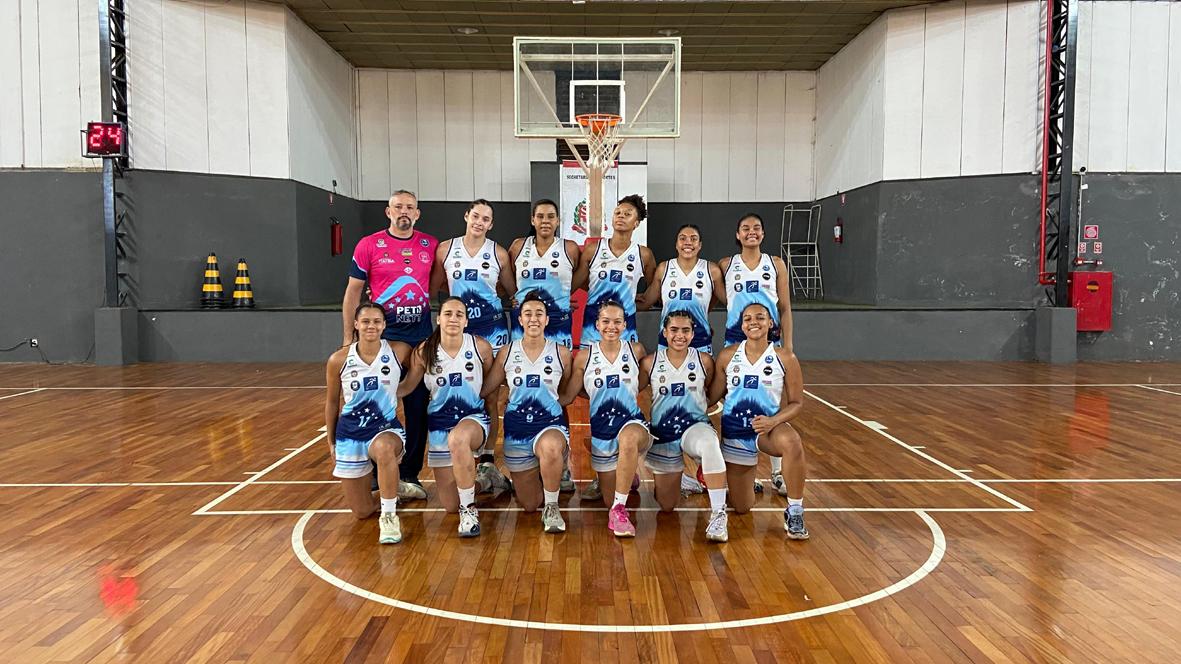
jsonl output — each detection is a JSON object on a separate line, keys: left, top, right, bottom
{"left": 705, "top": 509, "right": 729, "bottom": 543}
{"left": 458, "top": 505, "right": 481, "bottom": 537}
{"left": 542, "top": 503, "right": 566, "bottom": 533}
{"left": 680, "top": 472, "right": 705, "bottom": 497}
{"left": 378, "top": 512, "right": 402, "bottom": 544}
{"left": 476, "top": 462, "right": 512, "bottom": 496}
{"left": 397, "top": 480, "right": 427, "bottom": 501}
{"left": 769, "top": 472, "right": 788, "bottom": 496}
{"left": 559, "top": 467, "right": 576, "bottom": 493}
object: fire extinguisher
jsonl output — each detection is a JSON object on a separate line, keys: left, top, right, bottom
{"left": 330, "top": 216, "right": 342, "bottom": 256}
{"left": 833, "top": 217, "right": 844, "bottom": 244}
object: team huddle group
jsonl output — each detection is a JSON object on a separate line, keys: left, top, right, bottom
{"left": 327, "top": 190, "right": 808, "bottom": 546}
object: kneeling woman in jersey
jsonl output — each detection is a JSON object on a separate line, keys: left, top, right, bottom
{"left": 483, "top": 291, "right": 573, "bottom": 533}
{"left": 563, "top": 300, "right": 651, "bottom": 538}
{"left": 401, "top": 297, "right": 496, "bottom": 538}
{"left": 641, "top": 311, "right": 730, "bottom": 542}
{"left": 325, "top": 302, "right": 413, "bottom": 545}
{"left": 709, "top": 302, "right": 810, "bottom": 540}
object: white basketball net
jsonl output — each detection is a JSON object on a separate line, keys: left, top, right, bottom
{"left": 577, "top": 115, "right": 625, "bottom": 171}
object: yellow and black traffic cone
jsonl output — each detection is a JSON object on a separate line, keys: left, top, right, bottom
{"left": 201, "top": 252, "right": 224, "bottom": 309}
{"left": 232, "top": 258, "right": 255, "bottom": 308}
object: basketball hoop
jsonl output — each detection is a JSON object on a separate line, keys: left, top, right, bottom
{"left": 575, "top": 113, "right": 625, "bottom": 170}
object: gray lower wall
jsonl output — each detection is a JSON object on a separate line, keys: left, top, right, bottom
{"left": 3, "top": 168, "right": 1178, "bottom": 363}
{"left": 140, "top": 307, "right": 1035, "bottom": 362}
{"left": 1075, "top": 173, "right": 1181, "bottom": 361}
{"left": 125, "top": 170, "right": 302, "bottom": 308}
{"left": 0, "top": 170, "right": 104, "bottom": 362}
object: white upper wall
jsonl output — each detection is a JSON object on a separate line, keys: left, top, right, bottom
{"left": 126, "top": 0, "right": 355, "bottom": 195}
{"left": 0, "top": 0, "right": 101, "bottom": 169}
{"left": 355, "top": 69, "right": 816, "bottom": 202}
{"left": 816, "top": 0, "right": 1042, "bottom": 198}
{"left": 815, "top": 17, "right": 886, "bottom": 200}
{"left": 286, "top": 10, "right": 357, "bottom": 196}
{"left": 1075, "top": 1, "right": 1181, "bottom": 173}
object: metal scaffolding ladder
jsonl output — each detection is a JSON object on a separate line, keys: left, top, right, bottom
{"left": 780, "top": 204, "right": 824, "bottom": 300}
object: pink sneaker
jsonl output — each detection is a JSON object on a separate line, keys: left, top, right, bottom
{"left": 608, "top": 503, "right": 636, "bottom": 537}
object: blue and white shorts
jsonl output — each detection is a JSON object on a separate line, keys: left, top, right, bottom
{"left": 333, "top": 424, "right": 406, "bottom": 479}
{"left": 427, "top": 412, "right": 492, "bottom": 468}
{"left": 590, "top": 419, "right": 651, "bottom": 472}
{"left": 504, "top": 424, "right": 570, "bottom": 473}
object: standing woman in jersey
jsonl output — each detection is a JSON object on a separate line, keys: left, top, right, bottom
{"left": 325, "top": 302, "right": 414, "bottom": 545}
{"left": 639, "top": 223, "right": 723, "bottom": 354}
{"left": 716, "top": 212, "right": 795, "bottom": 495}
{"left": 508, "top": 199, "right": 581, "bottom": 349}
{"left": 641, "top": 311, "right": 730, "bottom": 542}
{"left": 562, "top": 301, "right": 651, "bottom": 538}
{"left": 434, "top": 199, "right": 515, "bottom": 496}
{"left": 483, "top": 292, "right": 574, "bottom": 533}
{"left": 400, "top": 297, "right": 496, "bottom": 538}
{"left": 708, "top": 302, "right": 809, "bottom": 540}
{"left": 573, "top": 194, "right": 657, "bottom": 348}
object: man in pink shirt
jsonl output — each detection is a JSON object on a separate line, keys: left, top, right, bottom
{"left": 343, "top": 190, "right": 441, "bottom": 499}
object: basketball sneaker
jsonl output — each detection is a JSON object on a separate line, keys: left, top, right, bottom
{"left": 378, "top": 512, "right": 402, "bottom": 544}
{"left": 769, "top": 472, "right": 787, "bottom": 496}
{"left": 476, "top": 462, "right": 512, "bottom": 496}
{"left": 542, "top": 503, "right": 566, "bottom": 534}
{"left": 705, "top": 509, "right": 729, "bottom": 543}
{"left": 398, "top": 480, "right": 427, "bottom": 501}
{"left": 680, "top": 472, "right": 705, "bottom": 497}
{"left": 784, "top": 505, "right": 809, "bottom": 540}
{"left": 458, "top": 505, "right": 481, "bottom": 538}
{"left": 582, "top": 477, "right": 602, "bottom": 501}
{"left": 560, "top": 466, "right": 576, "bottom": 493}
{"left": 608, "top": 504, "right": 635, "bottom": 537}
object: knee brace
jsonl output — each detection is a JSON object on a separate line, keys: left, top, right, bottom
{"left": 684, "top": 425, "right": 726, "bottom": 475}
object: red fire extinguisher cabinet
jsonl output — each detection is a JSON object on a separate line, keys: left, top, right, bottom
{"left": 1069, "top": 271, "right": 1113, "bottom": 332}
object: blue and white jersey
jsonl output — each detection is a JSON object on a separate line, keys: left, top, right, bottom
{"left": 445, "top": 237, "right": 508, "bottom": 346}
{"left": 502, "top": 340, "right": 566, "bottom": 443}
{"left": 721, "top": 342, "right": 785, "bottom": 453}
{"left": 581, "top": 241, "right": 643, "bottom": 347}
{"left": 723, "top": 253, "right": 781, "bottom": 346}
{"left": 336, "top": 340, "right": 402, "bottom": 444}
{"left": 649, "top": 348, "right": 709, "bottom": 444}
{"left": 512, "top": 237, "right": 574, "bottom": 347}
{"left": 657, "top": 259, "right": 713, "bottom": 352}
{"left": 424, "top": 334, "right": 486, "bottom": 434}
{"left": 584, "top": 342, "right": 644, "bottom": 442}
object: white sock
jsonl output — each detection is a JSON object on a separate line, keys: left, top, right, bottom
{"left": 770, "top": 456, "right": 783, "bottom": 475}
{"left": 788, "top": 496, "right": 803, "bottom": 512}
{"left": 458, "top": 486, "right": 476, "bottom": 508}
{"left": 543, "top": 489, "right": 559, "bottom": 505}
{"left": 612, "top": 492, "right": 628, "bottom": 508}
{"left": 380, "top": 497, "right": 398, "bottom": 515}
{"left": 707, "top": 488, "right": 727, "bottom": 512}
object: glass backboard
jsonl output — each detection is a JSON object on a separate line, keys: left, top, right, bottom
{"left": 514, "top": 37, "right": 681, "bottom": 140}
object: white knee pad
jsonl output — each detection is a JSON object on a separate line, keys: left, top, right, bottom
{"left": 683, "top": 423, "right": 726, "bottom": 475}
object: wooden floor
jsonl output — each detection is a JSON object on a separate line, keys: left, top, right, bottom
{"left": 1, "top": 362, "right": 1180, "bottom": 662}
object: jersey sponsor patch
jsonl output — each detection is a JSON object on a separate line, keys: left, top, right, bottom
{"left": 606, "top": 375, "right": 621, "bottom": 388}
{"left": 743, "top": 375, "right": 759, "bottom": 388}
{"left": 363, "top": 376, "right": 379, "bottom": 391}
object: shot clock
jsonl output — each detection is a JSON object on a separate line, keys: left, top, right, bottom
{"left": 83, "top": 121, "right": 126, "bottom": 158}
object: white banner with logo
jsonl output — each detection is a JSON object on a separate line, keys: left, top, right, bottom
{"left": 559, "top": 161, "right": 647, "bottom": 245}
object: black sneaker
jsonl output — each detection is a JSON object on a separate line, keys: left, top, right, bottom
{"left": 784, "top": 506, "right": 810, "bottom": 540}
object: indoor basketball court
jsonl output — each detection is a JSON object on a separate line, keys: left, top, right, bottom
{"left": 2, "top": 1, "right": 1181, "bottom": 662}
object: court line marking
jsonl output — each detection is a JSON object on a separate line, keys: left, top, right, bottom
{"left": 0, "top": 388, "right": 45, "bottom": 402}
{"left": 804, "top": 389, "right": 1032, "bottom": 512}
{"left": 5, "top": 477, "right": 1180, "bottom": 490}
{"left": 0, "top": 386, "right": 323, "bottom": 390}
{"left": 291, "top": 509, "right": 945, "bottom": 632}
{"left": 192, "top": 432, "right": 326, "bottom": 515}
{"left": 1135, "top": 384, "right": 1181, "bottom": 397}
{"left": 209, "top": 506, "right": 1019, "bottom": 516}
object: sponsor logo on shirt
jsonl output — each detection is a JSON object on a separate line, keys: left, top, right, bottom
{"left": 606, "top": 375, "right": 621, "bottom": 388}
{"left": 743, "top": 375, "right": 759, "bottom": 389}
{"left": 526, "top": 375, "right": 541, "bottom": 388}
{"left": 449, "top": 373, "right": 463, "bottom": 386}
{"left": 363, "top": 376, "right": 379, "bottom": 391}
